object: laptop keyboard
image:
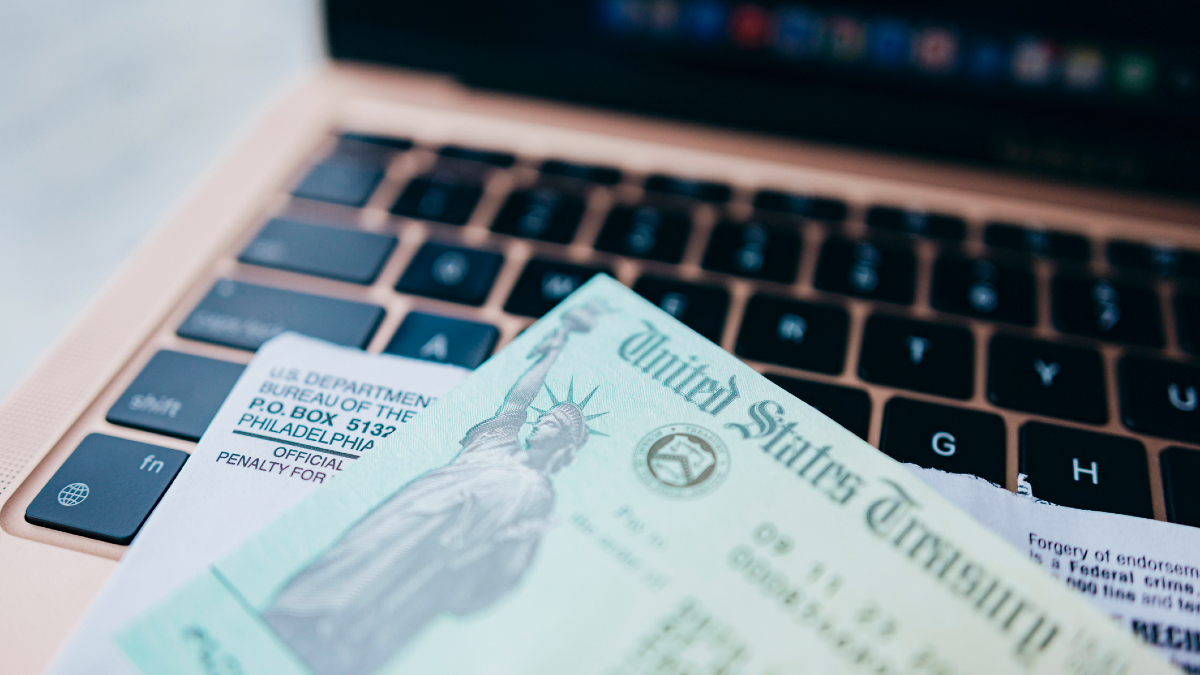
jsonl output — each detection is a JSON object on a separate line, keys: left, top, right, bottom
{"left": 24, "top": 130, "right": 1200, "bottom": 545}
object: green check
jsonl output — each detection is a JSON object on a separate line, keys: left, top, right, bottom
{"left": 118, "top": 275, "right": 1170, "bottom": 675}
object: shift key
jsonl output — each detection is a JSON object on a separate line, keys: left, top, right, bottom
{"left": 178, "top": 279, "right": 385, "bottom": 351}
{"left": 107, "top": 351, "right": 245, "bottom": 441}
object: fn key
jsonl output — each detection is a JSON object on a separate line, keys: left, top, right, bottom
{"left": 26, "top": 434, "right": 187, "bottom": 544}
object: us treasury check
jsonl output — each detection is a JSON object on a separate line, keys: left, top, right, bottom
{"left": 118, "top": 276, "right": 1173, "bottom": 675}
{"left": 47, "top": 334, "right": 469, "bottom": 675}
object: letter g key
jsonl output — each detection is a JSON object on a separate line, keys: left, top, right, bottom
{"left": 931, "top": 431, "right": 957, "bottom": 457}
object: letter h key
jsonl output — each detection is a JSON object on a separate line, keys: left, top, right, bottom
{"left": 1018, "top": 422, "right": 1153, "bottom": 519}
{"left": 1072, "top": 458, "right": 1098, "bottom": 484}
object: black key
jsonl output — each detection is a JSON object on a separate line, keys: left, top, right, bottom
{"left": 866, "top": 206, "right": 965, "bottom": 241}
{"left": 292, "top": 160, "right": 383, "bottom": 208}
{"left": 984, "top": 223, "right": 1090, "bottom": 261}
{"left": 1183, "top": 252, "right": 1200, "bottom": 281}
{"left": 633, "top": 276, "right": 729, "bottom": 343}
{"left": 492, "top": 188, "right": 586, "bottom": 244}
{"left": 931, "top": 256, "right": 1035, "bottom": 326}
{"left": 1160, "top": 446, "right": 1200, "bottom": 527}
{"left": 238, "top": 219, "right": 397, "bottom": 285}
{"left": 702, "top": 220, "right": 801, "bottom": 284}
{"left": 1176, "top": 295, "right": 1200, "bottom": 355}
{"left": 643, "top": 174, "right": 731, "bottom": 203}
{"left": 383, "top": 312, "right": 499, "bottom": 369}
{"left": 178, "top": 280, "right": 384, "bottom": 350}
{"left": 1119, "top": 356, "right": 1200, "bottom": 444}
{"left": 596, "top": 206, "right": 691, "bottom": 263}
{"left": 753, "top": 190, "right": 847, "bottom": 221}
{"left": 814, "top": 238, "right": 916, "bottom": 304}
{"left": 1107, "top": 241, "right": 1169, "bottom": 275}
{"left": 1107, "top": 240, "right": 1200, "bottom": 278}
{"left": 987, "top": 335, "right": 1107, "bottom": 424}
{"left": 503, "top": 260, "right": 612, "bottom": 318}
{"left": 337, "top": 132, "right": 413, "bottom": 152}
{"left": 437, "top": 145, "right": 515, "bottom": 168}
{"left": 1052, "top": 276, "right": 1164, "bottom": 347}
{"left": 106, "top": 351, "right": 245, "bottom": 441}
{"left": 25, "top": 434, "right": 187, "bottom": 544}
{"left": 859, "top": 315, "right": 974, "bottom": 399}
{"left": 391, "top": 173, "right": 483, "bottom": 225}
{"left": 736, "top": 296, "right": 848, "bottom": 374}
{"left": 765, "top": 374, "right": 871, "bottom": 440}
{"left": 1019, "top": 422, "right": 1152, "bottom": 518}
{"left": 395, "top": 243, "right": 503, "bottom": 306}
{"left": 540, "top": 159, "right": 621, "bottom": 185}
{"left": 880, "top": 398, "right": 1006, "bottom": 484}
{"left": 330, "top": 134, "right": 411, "bottom": 166}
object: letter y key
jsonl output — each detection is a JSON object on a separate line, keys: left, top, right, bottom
{"left": 1033, "top": 360, "right": 1060, "bottom": 387}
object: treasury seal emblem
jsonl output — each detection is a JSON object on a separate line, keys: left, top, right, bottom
{"left": 633, "top": 423, "right": 730, "bottom": 498}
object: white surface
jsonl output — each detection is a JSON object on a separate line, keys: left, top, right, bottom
{"left": 49, "top": 333, "right": 469, "bottom": 675}
{"left": 0, "top": 0, "right": 322, "bottom": 398}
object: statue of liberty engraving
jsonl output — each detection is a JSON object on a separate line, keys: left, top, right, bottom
{"left": 263, "top": 303, "right": 608, "bottom": 675}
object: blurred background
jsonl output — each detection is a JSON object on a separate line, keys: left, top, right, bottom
{"left": 0, "top": 0, "right": 322, "bottom": 398}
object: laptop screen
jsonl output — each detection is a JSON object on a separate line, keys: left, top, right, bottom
{"left": 326, "top": 0, "right": 1200, "bottom": 196}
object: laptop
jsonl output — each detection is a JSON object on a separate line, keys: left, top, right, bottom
{"left": 2, "top": 0, "right": 1199, "bottom": 671}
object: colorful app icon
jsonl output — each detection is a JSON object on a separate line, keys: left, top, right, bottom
{"left": 868, "top": 19, "right": 909, "bottom": 68}
{"left": 827, "top": 15, "right": 866, "bottom": 62}
{"left": 683, "top": 0, "right": 727, "bottom": 42}
{"left": 966, "top": 39, "right": 1006, "bottom": 80}
{"left": 1062, "top": 47, "right": 1106, "bottom": 91}
{"left": 775, "top": 7, "right": 824, "bottom": 58}
{"left": 648, "top": 0, "right": 682, "bottom": 35}
{"left": 729, "top": 4, "right": 771, "bottom": 48}
{"left": 911, "top": 27, "right": 960, "bottom": 74}
{"left": 1116, "top": 53, "right": 1156, "bottom": 95}
{"left": 1012, "top": 37, "right": 1057, "bottom": 86}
